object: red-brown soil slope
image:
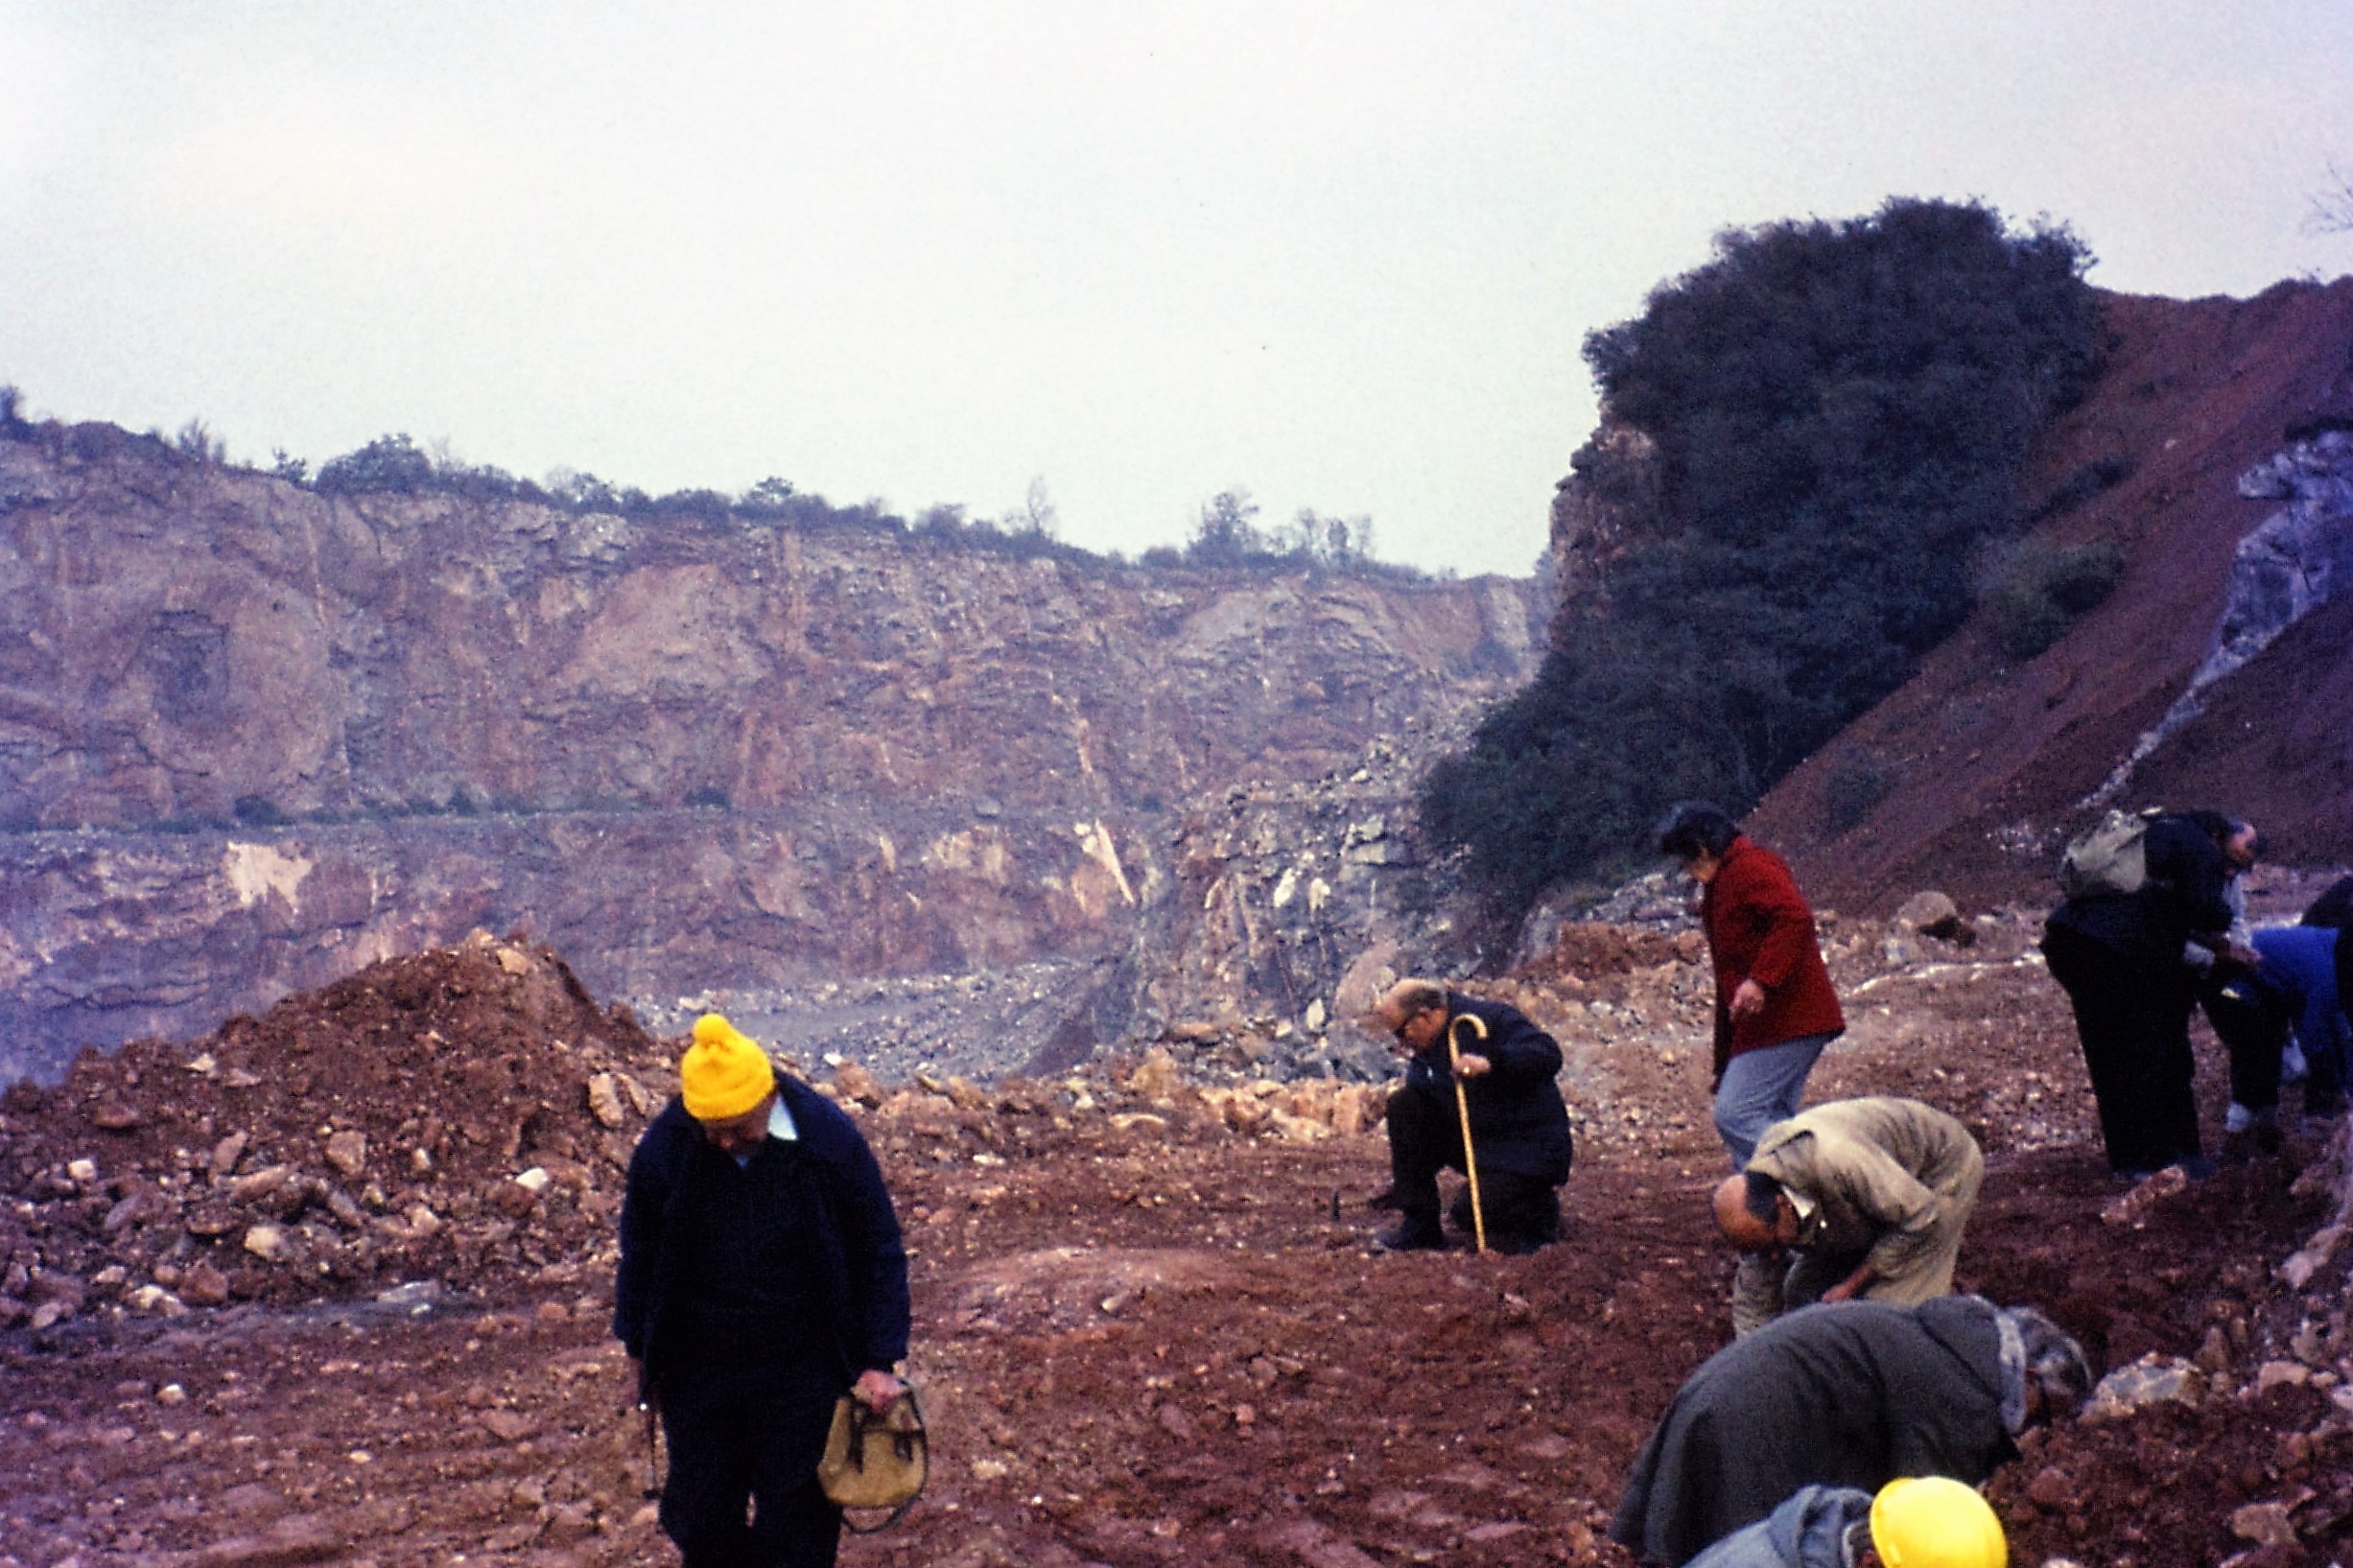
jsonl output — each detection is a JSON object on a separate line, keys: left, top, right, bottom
{"left": 1752, "top": 278, "right": 2353, "bottom": 912}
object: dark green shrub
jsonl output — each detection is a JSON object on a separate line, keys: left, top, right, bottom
{"left": 1422, "top": 198, "right": 2101, "bottom": 920}
{"left": 1985, "top": 541, "right": 2125, "bottom": 658}
{"left": 232, "top": 794, "right": 289, "bottom": 827}
{"left": 1820, "top": 754, "right": 1894, "bottom": 835}
{"left": 316, "top": 434, "right": 437, "bottom": 494}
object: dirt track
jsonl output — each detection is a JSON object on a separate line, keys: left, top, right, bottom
{"left": 3, "top": 912, "right": 2351, "bottom": 1568}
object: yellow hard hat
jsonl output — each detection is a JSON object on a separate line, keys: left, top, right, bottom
{"left": 1870, "top": 1477, "right": 2007, "bottom": 1568}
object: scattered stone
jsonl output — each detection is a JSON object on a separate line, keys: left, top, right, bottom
{"left": 832, "top": 1061, "right": 884, "bottom": 1107}
{"left": 2229, "top": 1501, "right": 2298, "bottom": 1549}
{"left": 180, "top": 1262, "right": 231, "bottom": 1306}
{"left": 231, "top": 1164, "right": 295, "bottom": 1205}
{"left": 586, "top": 1073, "right": 627, "bottom": 1129}
{"left": 1128, "top": 1048, "right": 1184, "bottom": 1106}
{"left": 243, "top": 1225, "right": 292, "bottom": 1263}
{"left": 479, "top": 1409, "right": 537, "bottom": 1443}
{"left": 2082, "top": 1355, "right": 2206, "bottom": 1420}
{"left": 2100, "top": 1165, "right": 2189, "bottom": 1229}
{"left": 323, "top": 1130, "right": 367, "bottom": 1177}
{"left": 2255, "top": 1360, "right": 2311, "bottom": 1392}
{"left": 2027, "top": 1465, "right": 2079, "bottom": 1510}
{"left": 88, "top": 1098, "right": 145, "bottom": 1131}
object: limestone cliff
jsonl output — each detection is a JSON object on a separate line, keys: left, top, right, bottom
{"left": 0, "top": 421, "right": 1541, "bottom": 1081}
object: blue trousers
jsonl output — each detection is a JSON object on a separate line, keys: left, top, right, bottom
{"left": 1715, "top": 1033, "right": 1834, "bottom": 1169}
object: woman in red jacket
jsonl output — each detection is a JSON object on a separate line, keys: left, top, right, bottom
{"left": 1656, "top": 803, "right": 1847, "bottom": 1169}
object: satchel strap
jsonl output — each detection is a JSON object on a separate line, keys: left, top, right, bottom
{"left": 838, "top": 1387, "right": 927, "bottom": 1534}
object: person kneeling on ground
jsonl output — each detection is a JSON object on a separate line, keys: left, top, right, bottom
{"left": 1713, "top": 1096, "right": 1985, "bottom": 1334}
{"left": 1365, "top": 978, "right": 1573, "bottom": 1253}
{"left": 1685, "top": 1476, "right": 2008, "bottom": 1568}
{"left": 1610, "top": 1296, "right": 2088, "bottom": 1567}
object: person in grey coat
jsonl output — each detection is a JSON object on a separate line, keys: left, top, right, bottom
{"left": 1683, "top": 1479, "right": 2007, "bottom": 1568}
{"left": 1610, "top": 1296, "right": 2088, "bottom": 1566}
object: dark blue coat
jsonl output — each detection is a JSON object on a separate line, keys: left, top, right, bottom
{"left": 2047, "top": 812, "right": 2236, "bottom": 962}
{"left": 614, "top": 1072, "right": 909, "bottom": 1394}
{"left": 1400, "top": 993, "right": 1573, "bottom": 1182}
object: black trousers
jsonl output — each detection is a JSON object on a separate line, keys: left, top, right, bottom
{"left": 2042, "top": 925, "right": 2202, "bottom": 1174}
{"left": 659, "top": 1359, "right": 842, "bottom": 1568}
{"left": 2199, "top": 971, "right": 2294, "bottom": 1113}
{"left": 1386, "top": 1087, "right": 1563, "bottom": 1245}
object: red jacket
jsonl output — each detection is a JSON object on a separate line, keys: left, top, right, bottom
{"left": 1703, "top": 836, "right": 1845, "bottom": 1075}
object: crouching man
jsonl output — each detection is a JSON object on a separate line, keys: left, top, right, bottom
{"left": 1611, "top": 1296, "right": 2088, "bottom": 1566}
{"left": 616, "top": 1014, "right": 910, "bottom": 1568}
{"left": 1713, "top": 1096, "right": 1985, "bottom": 1332}
{"left": 1367, "top": 979, "right": 1573, "bottom": 1253}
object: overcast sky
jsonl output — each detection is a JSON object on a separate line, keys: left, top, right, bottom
{"left": 5, "top": 3, "right": 2351, "bottom": 577}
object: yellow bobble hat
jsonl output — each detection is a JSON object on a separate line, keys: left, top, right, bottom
{"left": 681, "top": 1013, "right": 776, "bottom": 1121}
{"left": 1869, "top": 1477, "right": 2007, "bottom": 1568}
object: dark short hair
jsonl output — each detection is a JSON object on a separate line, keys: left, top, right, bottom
{"left": 1656, "top": 802, "right": 1741, "bottom": 861}
{"left": 2177, "top": 808, "right": 2235, "bottom": 846}
{"left": 1742, "top": 1171, "right": 1783, "bottom": 1225}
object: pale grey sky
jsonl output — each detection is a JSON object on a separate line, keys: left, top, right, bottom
{"left": 4, "top": 2, "right": 2350, "bottom": 576}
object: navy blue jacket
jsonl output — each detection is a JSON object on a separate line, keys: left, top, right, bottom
{"left": 1400, "top": 993, "right": 1573, "bottom": 1182}
{"left": 2047, "top": 813, "right": 2235, "bottom": 963}
{"left": 614, "top": 1072, "right": 909, "bottom": 1393}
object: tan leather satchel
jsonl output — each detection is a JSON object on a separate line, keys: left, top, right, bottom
{"left": 817, "top": 1387, "right": 927, "bottom": 1531}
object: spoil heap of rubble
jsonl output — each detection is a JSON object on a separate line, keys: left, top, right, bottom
{"left": 0, "top": 933, "right": 669, "bottom": 1324}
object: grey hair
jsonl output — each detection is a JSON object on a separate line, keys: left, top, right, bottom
{"left": 1996, "top": 1304, "right": 2092, "bottom": 1431}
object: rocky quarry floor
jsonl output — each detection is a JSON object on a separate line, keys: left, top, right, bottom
{"left": 5, "top": 876, "right": 2353, "bottom": 1568}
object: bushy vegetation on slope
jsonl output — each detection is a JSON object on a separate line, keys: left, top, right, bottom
{"left": 1421, "top": 198, "right": 2102, "bottom": 917}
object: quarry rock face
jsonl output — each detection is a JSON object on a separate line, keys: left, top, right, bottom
{"left": 0, "top": 424, "right": 1541, "bottom": 1080}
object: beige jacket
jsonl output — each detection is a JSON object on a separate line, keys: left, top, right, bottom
{"left": 1746, "top": 1096, "right": 1985, "bottom": 1304}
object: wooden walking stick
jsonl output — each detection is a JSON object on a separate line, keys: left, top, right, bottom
{"left": 1447, "top": 1014, "right": 1490, "bottom": 1253}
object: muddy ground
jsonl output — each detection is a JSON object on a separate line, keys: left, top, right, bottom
{"left": 3, "top": 900, "right": 2351, "bottom": 1568}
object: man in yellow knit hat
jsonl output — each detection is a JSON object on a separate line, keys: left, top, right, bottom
{"left": 615, "top": 1015, "right": 909, "bottom": 1568}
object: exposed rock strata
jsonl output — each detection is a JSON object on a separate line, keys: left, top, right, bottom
{"left": 2089, "top": 428, "right": 2353, "bottom": 804}
{"left": 0, "top": 423, "right": 1541, "bottom": 1079}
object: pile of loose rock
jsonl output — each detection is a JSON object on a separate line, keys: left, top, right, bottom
{"left": 0, "top": 937, "right": 1407, "bottom": 1335}
{"left": 0, "top": 932, "right": 671, "bottom": 1326}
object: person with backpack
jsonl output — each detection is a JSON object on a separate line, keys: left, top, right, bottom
{"left": 615, "top": 1014, "right": 911, "bottom": 1568}
{"left": 2041, "top": 808, "right": 2245, "bottom": 1181}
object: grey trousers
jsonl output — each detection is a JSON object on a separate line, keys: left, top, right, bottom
{"left": 1714, "top": 1033, "right": 1835, "bottom": 1169}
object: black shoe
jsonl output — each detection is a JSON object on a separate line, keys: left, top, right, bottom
{"left": 2177, "top": 1156, "right": 2219, "bottom": 1182}
{"left": 1486, "top": 1231, "right": 1549, "bottom": 1256}
{"left": 1365, "top": 1186, "right": 1403, "bottom": 1212}
{"left": 1372, "top": 1222, "right": 1445, "bottom": 1253}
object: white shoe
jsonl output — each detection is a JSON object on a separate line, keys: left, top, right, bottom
{"left": 2282, "top": 1042, "right": 2310, "bottom": 1084}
